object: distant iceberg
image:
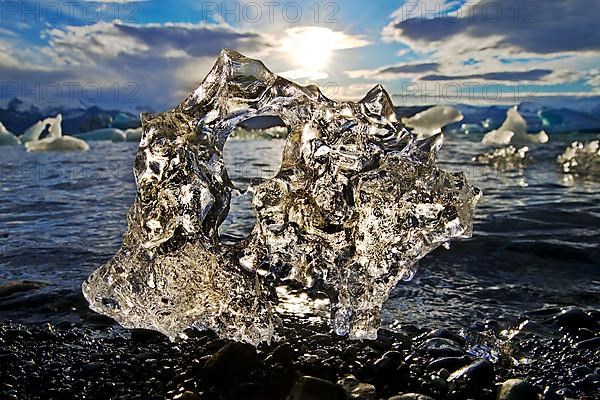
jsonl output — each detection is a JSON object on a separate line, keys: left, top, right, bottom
{"left": 25, "top": 114, "right": 89, "bottom": 152}
{"left": 402, "top": 106, "right": 463, "bottom": 139}
{"left": 76, "top": 128, "right": 125, "bottom": 142}
{"left": 21, "top": 119, "right": 50, "bottom": 143}
{"left": 0, "top": 122, "right": 21, "bottom": 146}
{"left": 124, "top": 127, "right": 142, "bottom": 142}
{"left": 482, "top": 107, "right": 548, "bottom": 145}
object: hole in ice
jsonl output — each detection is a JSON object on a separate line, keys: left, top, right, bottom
{"left": 220, "top": 118, "right": 288, "bottom": 245}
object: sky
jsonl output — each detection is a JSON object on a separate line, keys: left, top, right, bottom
{"left": 0, "top": 0, "right": 599, "bottom": 111}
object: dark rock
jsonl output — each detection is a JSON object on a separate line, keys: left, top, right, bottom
{"left": 179, "top": 391, "right": 203, "bottom": 400}
{"left": 81, "top": 361, "right": 104, "bottom": 376}
{"left": 0, "top": 280, "right": 48, "bottom": 297}
{"left": 421, "top": 337, "right": 465, "bottom": 357}
{"left": 337, "top": 375, "right": 376, "bottom": 400}
{"left": 287, "top": 376, "right": 345, "bottom": 400}
{"left": 555, "top": 388, "right": 575, "bottom": 398}
{"left": 130, "top": 329, "right": 166, "bottom": 343}
{"left": 427, "top": 355, "right": 472, "bottom": 372}
{"left": 265, "top": 342, "right": 296, "bottom": 365}
{"left": 497, "top": 379, "right": 539, "bottom": 400}
{"left": 427, "top": 328, "right": 466, "bottom": 346}
{"left": 389, "top": 394, "right": 435, "bottom": 400}
{"left": 551, "top": 309, "right": 598, "bottom": 331}
{"left": 204, "top": 342, "right": 258, "bottom": 383}
{"left": 449, "top": 359, "right": 495, "bottom": 389}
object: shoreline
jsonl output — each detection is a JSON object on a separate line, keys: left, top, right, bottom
{"left": 1, "top": 307, "right": 598, "bottom": 400}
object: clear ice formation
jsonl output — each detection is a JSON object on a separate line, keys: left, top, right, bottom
{"left": 474, "top": 146, "right": 530, "bottom": 169}
{"left": 482, "top": 107, "right": 548, "bottom": 145}
{"left": 557, "top": 140, "right": 600, "bottom": 175}
{"left": 82, "top": 49, "right": 481, "bottom": 345}
{"left": 401, "top": 106, "right": 463, "bottom": 139}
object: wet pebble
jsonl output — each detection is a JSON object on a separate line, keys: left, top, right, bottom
{"left": 420, "top": 338, "right": 465, "bottom": 357}
{"left": 287, "top": 376, "right": 345, "bottom": 400}
{"left": 497, "top": 378, "right": 539, "bottom": 400}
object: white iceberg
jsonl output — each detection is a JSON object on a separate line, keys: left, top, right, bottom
{"left": 402, "top": 106, "right": 463, "bottom": 139}
{"left": 21, "top": 120, "right": 49, "bottom": 143}
{"left": 0, "top": 122, "right": 21, "bottom": 146}
{"left": 482, "top": 107, "right": 549, "bottom": 145}
{"left": 77, "top": 128, "right": 125, "bottom": 142}
{"left": 24, "top": 114, "right": 89, "bottom": 152}
{"left": 124, "top": 127, "right": 143, "bottom": 142}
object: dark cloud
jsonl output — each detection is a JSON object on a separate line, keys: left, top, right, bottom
{"left": 421, "top": 69, "right": 553, "bottom": 81}
{"left": 379, "top": 62, "right": 439, "bottom": 74}
{"left": 388, "top": 0, "right": 600, "bottom": 54}
{"left": 0, "top": 21, "right": 271, "bottom": 110}
{"left": 114, "top": 23, "right": 270, "bottom": 58}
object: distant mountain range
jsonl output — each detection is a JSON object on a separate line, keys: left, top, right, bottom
{"left": 0, "top": 98, "right": 142, "bottom": 135}
{"left": 2, "top": 95, "right": 599, "bottom": 136}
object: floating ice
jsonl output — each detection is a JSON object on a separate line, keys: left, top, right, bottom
{"left": 0, "top": 122, "right": 21, "bottom": 146}
{"left": 82, "top": 50, "right": 481, "bottom": 345}
{"left": 25, "top": 114, "right": 89, "bottom": 152}
{"left": 557, "top": 140, "right": 600, "bottom": 175}
{"left": 77, "top": 128, "right": 125, "bottom": 142}
{"left": 474, "top": 146, "right": 530, "bottom": 169}
{"left": 124, "top": 127, "right": 143, "bottom": 142}
{"left": 20, "top": 119, "right": 50, "bottom": 143}
{"left": 482, "top": 107, "right": 548, "bottom": 145}
{"left": 402, "top": 106, "right": 463, "bottom": 139}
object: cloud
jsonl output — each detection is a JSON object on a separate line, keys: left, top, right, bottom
{"left": 0, "top": 20, "right": 272, "bottom": 110}
{"left": 421, "top": 69, "right": 553, "bottom": 81}
{"left": 47, "top": 21, "right": 271, "bottom": 64}
{"left": 384, "top": 0, "right": 600, "bottom": 55}
{"left": 380, "top": 63, "right": 440, "bottom": 75}
{"left": 378, "top": 0, "right": 600, "bottom": 92}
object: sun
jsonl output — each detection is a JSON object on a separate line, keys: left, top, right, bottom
{"left": 280, "top": 27, "right": 369, "bottom": 80}
{"left": 283, "top": 27, "right": 336, "bottom": 73}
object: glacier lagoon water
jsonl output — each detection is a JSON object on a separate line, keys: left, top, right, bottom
{"left": 0, "top": 133, "right": 599, "bottom": 332}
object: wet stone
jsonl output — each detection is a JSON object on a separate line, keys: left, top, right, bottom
{"left": 551, "top": 309, "right": 598, "bottom": 331}
{"left": 287, "top": 376, "right": 345, "bottom": 400}
{"left": 389, "top": 393, "right": 435, "bottom": 400}
{"left": 497, "top": 379, "right": 539, "bottom": 400}
{"left": 421, "top": 337, "right": 465, "bottom": 357}
{"left": 204, "top": 342, "right": 258, "bottom": 383}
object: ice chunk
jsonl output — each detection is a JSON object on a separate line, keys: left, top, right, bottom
{"left": 47, "top": 114, "right": 63, "bottom": 138}
{"left": 21, "top": 120, "right": 49, "bottom": 143}
{"left": 77, "top": 128, "right": 125, "bottom": 142}
{"left": 557, "top": 140, "right": 600, "bottom": 175}
{"left": 124, "top": 127, "right": 143, "bottom": 142}
{"left": 474, "top": 146, "right": 530, "bottom": 169}
{"left": 25, "top": 136, "right": 90, "bottom": 152}
{"left": 0, "top": 122, "right": 21, "bottom": 146}
{"left": 482, "top": 107, "right": 548, "bottom": 145}
{"left": 402, "top": 106, "right": 463, "bottom": 139}
{"left": 82, "top": 49, "right": 481, "bottom": 344}
{"left": 24, "top": 113, "right": 89, "bottom": 152}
